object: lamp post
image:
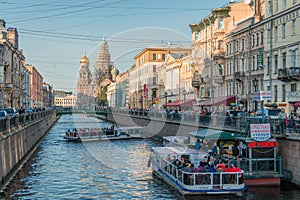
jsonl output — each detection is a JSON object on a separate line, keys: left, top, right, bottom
{"left": 165, "top": 92, "right": 168, "bottom": 108}
{"left": 183, "top": 89, "right": 186, "bottom": 104}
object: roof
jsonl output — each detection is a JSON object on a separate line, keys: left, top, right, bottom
{"left": 188, "top": 129, "right": 245, "bottom": 140}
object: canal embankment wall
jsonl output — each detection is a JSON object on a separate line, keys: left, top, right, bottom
{"left": 0, "top": 110, "right": 59, "bottom": 191}
{"left": 103, "top": 111, "right": 300, "bottom": 187}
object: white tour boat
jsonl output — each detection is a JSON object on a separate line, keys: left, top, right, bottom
{"left": 150, "top": 146, "right": 247, "bottom": 196}
{"left": 64, "top": 126, "right": 144, "bottom": 142}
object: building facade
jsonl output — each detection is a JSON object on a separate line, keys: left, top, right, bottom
{"left": 0, "top": 19, "right": 27, "bottom": 108}
{"left": 189, "top": 1, "right": 254, "bottom": 104}
{"left": 55, "top": 94, "right": 77, "bottom": 108}
{"left": 25, "top": 65, "right": 43, "bottom": 108}
{"left": 263, "top": 0, "right": 300, "bottom": 113}
{"left": 224, "top": 0, "right": 265, "bottom": 111}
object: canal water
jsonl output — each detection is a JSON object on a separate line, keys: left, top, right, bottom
{"left": 2, "top": 114, "right": 299, "bottom": 200}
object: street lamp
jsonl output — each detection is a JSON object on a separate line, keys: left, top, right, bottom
{"left": 183, "top": 89, "right": 186, "bottom": 104}
{"left": 165, "top": 92, "right": 168, "bottom": 108}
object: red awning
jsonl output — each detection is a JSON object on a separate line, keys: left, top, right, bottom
{"left": 166, "top": 99, "right": 196, "bottom": 107}
{"left": 294, "top": 101, "right": 300, "bottom": 108}
{"left": 195, "top": 95, "right": 236, "bottom": 107}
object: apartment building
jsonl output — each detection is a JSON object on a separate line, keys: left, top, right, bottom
{"left": 224, "top": 0, "right": 265, "bottom": 110}
{"left": 263, "top": 0, "right": 300, "bottom": 113}
{"left": 189, "top": 1, "right": 254, "bottom": 103}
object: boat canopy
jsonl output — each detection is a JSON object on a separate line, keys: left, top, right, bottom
{"left": 188, "top": 129, "right": 246, "bottom": 140}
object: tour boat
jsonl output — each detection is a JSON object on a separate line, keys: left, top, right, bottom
{"left": 150, "top": 146, "right": 247, "bottom": 196}
{"left": 163, "top": 128, "right": 283, "bottom": 186}
{"left": 64, "top": 126, "right": 144, "bottom": 142}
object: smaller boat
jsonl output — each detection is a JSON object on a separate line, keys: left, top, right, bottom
{"left": 64, "top": 129, "right": 81, "bottom": 142}
{"left": 64, "top": 126, "right": 144, "bottom": 142}
{"left": 150, "top": 146, "right": 247, "bottom": 196}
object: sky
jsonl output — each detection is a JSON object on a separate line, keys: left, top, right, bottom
{"left": 1, "top": 0, "right": 232, "bottom": 91}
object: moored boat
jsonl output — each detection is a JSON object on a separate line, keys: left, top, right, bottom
{"left": 163, "top": 128, "right": 283, "bottom": 186}
{"left": 150, "top": 146, "right": 247, "bottom": 196}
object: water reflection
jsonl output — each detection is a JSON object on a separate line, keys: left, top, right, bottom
{"left": 1, "top": 114, "right": 300, "bottom": 200}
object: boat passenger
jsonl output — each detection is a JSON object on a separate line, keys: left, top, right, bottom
{"left": 195, "top": 139, "right": 201, "bottom": 150}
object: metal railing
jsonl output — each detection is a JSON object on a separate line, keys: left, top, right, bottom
{"left": 111, "top": 109, "right": 287, "bottom": 136}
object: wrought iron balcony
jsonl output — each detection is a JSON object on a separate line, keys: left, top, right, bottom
{"left": 278, "top": 67, "right": 300, "bottom": 82}
{"left": 235, "top": 71, "right": 245, "bottom": 81}
{"left": 214, "top": 75, "right": 224, "bottom": 84}
{"left": 192, "top": 77, "right": 205, "bottom": 88}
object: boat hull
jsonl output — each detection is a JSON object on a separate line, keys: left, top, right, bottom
{"left": 244, "top": 177, "right": 281, "bottom": 186}
{"left": 153, "top": 168, "right": 246, "bottom": 196}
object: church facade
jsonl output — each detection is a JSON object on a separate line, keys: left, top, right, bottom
{"left": 77, "top": 38, "right": 118, "bottom": 109}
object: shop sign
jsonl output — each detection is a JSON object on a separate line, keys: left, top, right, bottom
{"left": 253, "top": 91, "right": 272, "bottom": 101}
{"left": 248, "top": 141, "right": 278, "bottom": 148}
{"left": 250, "top": 124, "right": 271, "bottom": 141}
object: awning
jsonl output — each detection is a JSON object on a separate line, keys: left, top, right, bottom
{"left": 188, "top": 129, "right": 245, "bottom": 140}
{"left": 166, "top": 98, "right": 196, "bottom": 107}
{"left": 195, "top": 95, "right": 236, "bottom": 107}
{"left": 294, "top": 101, "right": 300, "bottom": 108}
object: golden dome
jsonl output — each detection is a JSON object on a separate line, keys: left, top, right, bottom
{"left": 80, "top": 50, "right": 90, "bottom": 64}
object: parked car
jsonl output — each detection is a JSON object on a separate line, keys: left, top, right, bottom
{"left": 0, "top": 108, "right": 18, "bottom": 117}
{"left": 0, "top": 110, "right": 8, "bottom": 118}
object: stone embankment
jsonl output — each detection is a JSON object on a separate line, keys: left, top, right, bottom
{"left": 0, "top": 110, "right": 58, "bottom": 192}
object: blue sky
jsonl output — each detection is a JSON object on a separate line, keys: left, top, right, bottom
{"left": 1, "top": 0, "right": 232, "bottom": 91}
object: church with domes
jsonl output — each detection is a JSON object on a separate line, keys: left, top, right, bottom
{"left": 77, "top": 38, "right": 118, "bottom": 108}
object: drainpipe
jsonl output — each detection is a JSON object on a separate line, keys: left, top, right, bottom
{"left": 247, "top": 27, "right": 251, "bottom": 111}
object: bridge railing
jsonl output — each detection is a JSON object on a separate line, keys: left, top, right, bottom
{"left": 109, "top": 109, "right": 287, "bottom": 136}
{"left": 0, "top": 110, "right": 55, "bottom": 136}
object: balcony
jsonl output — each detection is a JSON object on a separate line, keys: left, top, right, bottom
{"left": 214, "top": 75, "right": 224, "bottom": 84}
{"left": 278, "top": 67, "right": 300, "bottom": 82}
{"left": 235, "top": 71, "right": 245, "bottom": 81}
{"left": 212, "top": 48, "right": 225, "bottom": 58}
{"left": 192, "top": 77, "right": 205, "bottom": 88}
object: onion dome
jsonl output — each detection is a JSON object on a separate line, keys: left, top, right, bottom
{"left": 111, "top": 65, "right": 119, "bottom": 75}
{"left": 80, "top": 50, "right": 90, "bottom": 64}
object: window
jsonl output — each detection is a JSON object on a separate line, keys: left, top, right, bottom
{"left": 274, "top": 26, "right": 278, "bottom": 41}
{"left": 282, "top": 52, "right": 287, "bottom": 68}
{"left": 293, "top": 0, "right": 297, "bottom": 4}
{"left": 274, "top": 55, "right": 278, "bottom": 74}
{"left": 282, "top": 24, "right": 286, "bottom": 39}
{"left": 291, "top": 83, "right": 297, "bottom": 92}
{"left": 152, "top": 53, "right": 156, "bottom": 60}
{"left": 261, "top": 31, "right": 264, "bottom": 45}
{"left": 252, "top": 34, "right": 255, "bottom": 47}
{"left": 268, "top": 0, "right": 272, "bottom": 15}
{"left": 241, "top": 38, "right": 244, "bottom": 51}
{"left": 267, "top": 56, "right": 271, "bottom": 75}
{"left": 195, "top": 32, "right": 199, "bottom": 40}
{"left": 274, "top": 85, "right": 277, "bottom": 102}
{"left": 282, "top": 85, "right": 286, "bottom": 102}
{"left": 275, "top": 0, "right": 278, "bottom": 12}
{"left": 292, "top": 20, "right": 296, "bottom": 36}
{"left": 226, "top": 44, "right": 229, "bottom": 55}
{"left": 291, "top": 50, "right": 297, "bottom": 67}
{"left": 218, "top": 18, "right": 224, "bottom": 29}
{"left": 253, "top": 56, "right": 256, "bottom": 70}
{"left": 162, "top": 53, "right": 166, "bottom": 61}
{"left": 283, "top": 0, "right": 287, "bottom": 8}
{"left": 153, "top": 65, "right": 156, "bottom": 72}
{"left": 236, "top": 40, "right": 239, "bottom": 52}
{"left": 256, "top": 33, "right": 259, "bottom": 46}
{"left": 152, "top": 77, "right": 157, "bottom": 85}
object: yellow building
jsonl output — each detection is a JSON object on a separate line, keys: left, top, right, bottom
{"left": 129, "top": 47, "right": 191, "bottom": 109}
